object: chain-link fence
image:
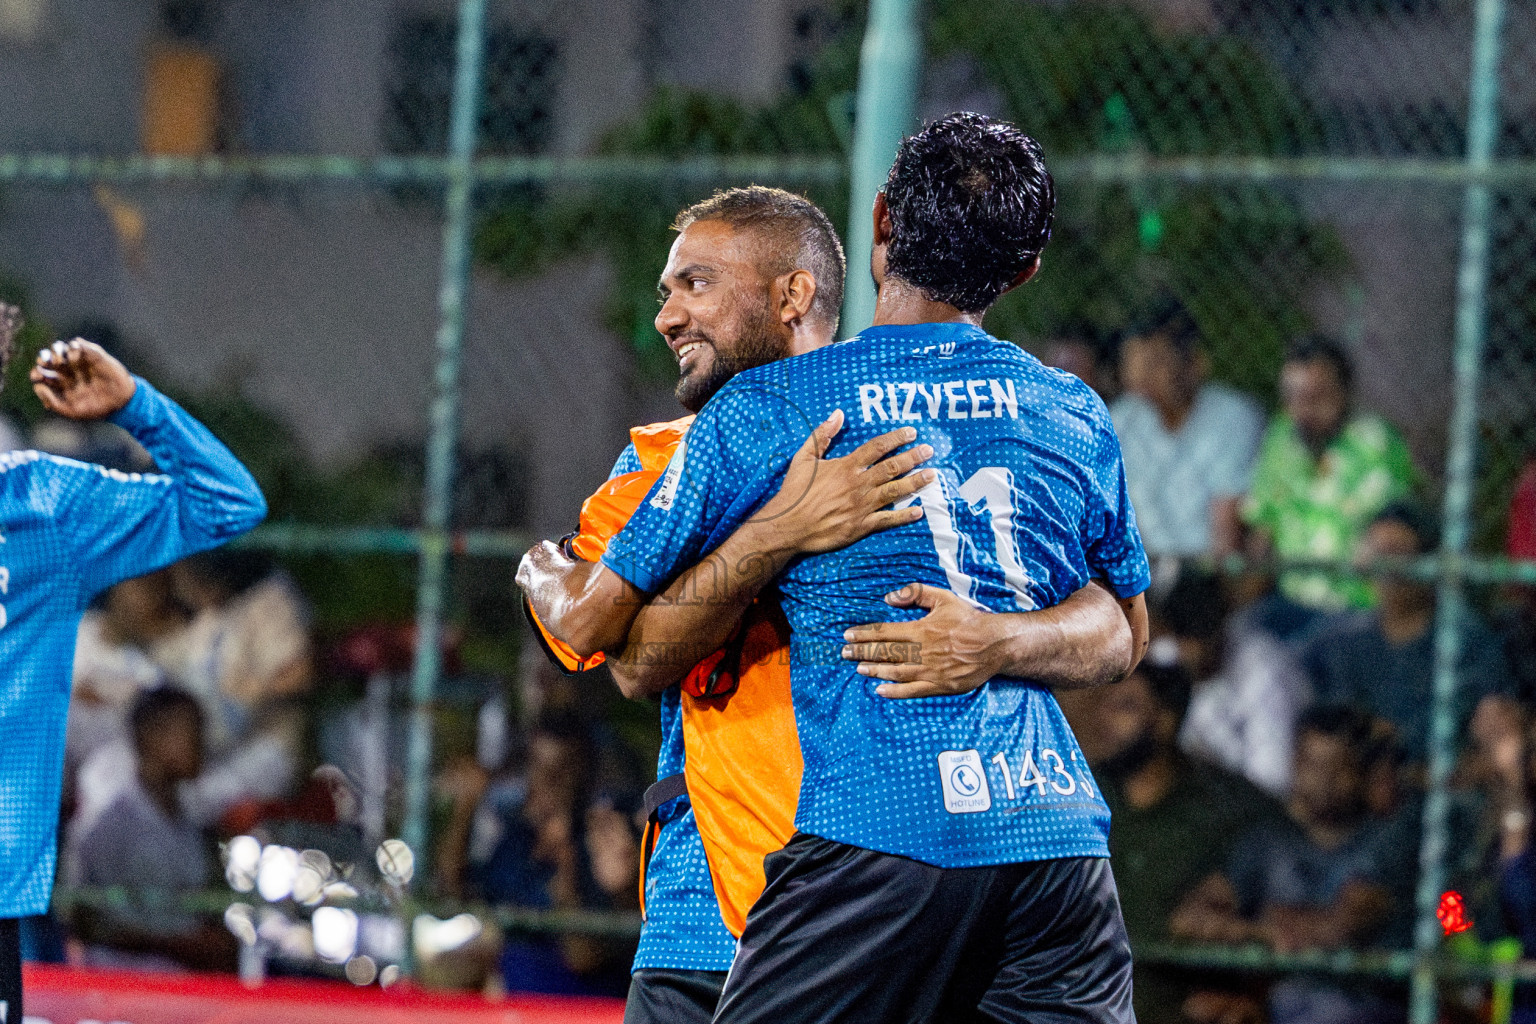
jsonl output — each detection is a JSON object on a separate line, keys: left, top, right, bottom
{"left": 1, "top": 0, "right": 1534, "bottom": 1017}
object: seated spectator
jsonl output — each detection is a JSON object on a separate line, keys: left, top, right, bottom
{"left": 65, "top": 688, "right": 235, "bottom": 973}
{"left": 1161, "top": 567, "right": 1312, "bottom": 797}
{"left": 1171, "top": 704, "right": 1406, "bottom": 1024}
{"left": 1302, "top": 503, "right": 1506, "bottom": 760}
{"left": 1111, "top": 295, "right": 1264, "bottom": 561}
{"left": 1465, "top": 695, "right": 1536, "bottom": 1023}
{"left": 67, "top": 571, "right": 187, "bottom": 774}
{"left": 1095, "top": 661, "right": 1283, "bottom": 1023}
{"left": 161, "top": 550, "right": 314, "bottom": 827}
{"left": 1243, "top": 335, "right": 1417, "bottom": 615}
{"left": 437, "top": 714, "right": 638, "bottom": 997}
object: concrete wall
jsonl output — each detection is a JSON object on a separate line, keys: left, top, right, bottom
{"left": 0, "top": 0, "right": 810, "bottom": 533}
{"left": 0, "top": 183, "right": 649, "bottom": 534}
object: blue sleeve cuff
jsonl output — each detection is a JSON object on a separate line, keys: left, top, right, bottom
{"left": 1110, "top": 563, "right": 1152, "bottom": 600}
{"left": 106, "top": 375, "right": 158, "bottom": 430}
{"left": 600, "top": 547, "right": 665, "bottom": 597}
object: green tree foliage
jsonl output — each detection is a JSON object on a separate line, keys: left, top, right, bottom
{"left": 476, "top": 0, "right": 1348, "bottom": 404}
{"left": 474, "top": 7, "right": 859, "bottom": 376}
{"left": 929, "top": 0, "right": 1346, "bottom": 401}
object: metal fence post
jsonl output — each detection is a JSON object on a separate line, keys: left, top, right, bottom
{"left": 1409, "top": 0, "right": 1507, "bottom": 1017}
{"left": 401, "top": 0, "right": 488, "bottom": 875}
{"left": 840, "top": 0, "right": 922, "bottom": 338}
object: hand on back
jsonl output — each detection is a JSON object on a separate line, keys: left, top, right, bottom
{"left": 755, "top": 409, "right": 934, "bottom": 555}
{"left": 31, "top": 339, "right": 137, "bottom": 420}
{"left": 842, "top": 583, "right": 1003, "bottom": 699}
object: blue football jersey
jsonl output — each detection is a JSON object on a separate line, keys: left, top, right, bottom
{"left": 602, "top": 442, "right": 737, "bottom": 972}
{"left": 0, "top": 377, "right": 266, "bottom": 916}
{"left": 603, "top": 322, "right": 1151, "bottom": 869}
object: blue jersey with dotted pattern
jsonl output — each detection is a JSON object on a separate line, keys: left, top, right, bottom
{"left": 603, "top": 323, "right": 1151, "bottom": 869}
{"left": 0, "top": 377, "right": 266, "bottom": 916}
{"left": 605, "top": 443, "right": 737, "bottom": 973}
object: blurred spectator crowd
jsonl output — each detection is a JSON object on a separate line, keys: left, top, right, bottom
{"left": 3, "top": 293, "right": 1535, "bottom": 1022}
{"left": 1051, "top": 295, "right": 1536, "bottom": 1024}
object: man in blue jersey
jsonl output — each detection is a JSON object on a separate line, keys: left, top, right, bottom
{"left": 0, "top": 308, "right": 266, "bottom": 1020}
{"left": 522, "top": 167, "right": 1149, "bottom": 1023}
{"left": 543, "top": 114, "right": 1149, "bottom": 1022}
{"left": 521, "top": 188, "right": 926, "bottom": 1023}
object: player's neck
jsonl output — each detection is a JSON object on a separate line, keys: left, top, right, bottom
{"left": 871, "top": 277, "right": 985, "bottom": 330}
{"left": 787, "top": 325, "right": 836, "bottom": 358}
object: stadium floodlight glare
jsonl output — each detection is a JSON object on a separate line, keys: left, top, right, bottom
{"left": 376, "top": 838, "right": 415, "bottom": 887}
{"left": 412, "top": 912, "right": 483, "bottom": 957}
{"left": 256, "top": 846, "right": 300, "bottom": 904}
{"left": 292, "top": 849, "right": 335, "bottom": 906}
{"left": 345, "top": 955, "right": 379, "bottom": 986}
{"left": 224, "top": 903, "right": 257, "bottom": 946}
{"left": 313, "top": 906, "right": 360, "bottom": 964}
{"left": 224, "top": 834, "right": 262, "bottom": 893}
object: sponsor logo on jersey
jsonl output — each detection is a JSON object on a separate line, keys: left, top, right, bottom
{"left": 937, "top": 749, "right": 992, "bottom": 814}
{"left": 649, "top": 430, "right": 689, "bottom": 510}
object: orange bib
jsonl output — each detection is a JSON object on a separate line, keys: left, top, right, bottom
{"left": 528, "top": 415, "right": 804, "bottom": 936}
{"left": 681, "top": 602, "right": 802, "bottom": 936}
{"left": 526, "top": 417, "right": 693, "bottom": 673}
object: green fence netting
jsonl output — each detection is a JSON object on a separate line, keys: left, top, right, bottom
{"left": 2, "top": 0, "right": 1534, "bottom": 1019}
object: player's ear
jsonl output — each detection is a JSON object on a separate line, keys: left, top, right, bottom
{"left": 779, "top": 269, "right": 818, "bottom": 325}
{"left": 1001, "top": 255, "right": 1042, "bottom": 296}
{"left": 872, "top": 192, "right": 893, "bottom": 247}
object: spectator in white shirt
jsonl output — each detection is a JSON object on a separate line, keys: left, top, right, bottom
{"left": 67, "top": 571, "right": 188, "bottom": 775}
{"left": 160, "top": 550, "right": 314, "bottom": 827}
{"left": 1158, "top": 567, "right": 1312, "bottom": 798}
{"left": 1111, "top": 296, "right": 1264, "bottom": 561}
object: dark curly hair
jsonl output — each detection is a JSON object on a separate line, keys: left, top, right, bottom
{"left": 0, "top": 303, "right": 21, "bottom": 381}
{"left": 882, "top": 112, "right": 1055, "bottom": 313}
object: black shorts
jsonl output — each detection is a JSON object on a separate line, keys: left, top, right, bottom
{"left": 0, "top": 917, "right": 19, "bottom": 1024}
{"left": 713, "top": 834, "right": 1134, "bottom": 1024}
{"left": 624, "top": 967, "right": 728, "bottom": 1024}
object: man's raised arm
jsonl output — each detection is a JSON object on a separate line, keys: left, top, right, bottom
{"left": 28, "top": 338, "right": 267, "bottom": 595}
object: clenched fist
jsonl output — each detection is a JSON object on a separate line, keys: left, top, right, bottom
{"left": 30, "top": 339, "right": 137, "bottom": 420}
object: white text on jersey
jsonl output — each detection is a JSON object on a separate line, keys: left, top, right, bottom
{"left": 857, "top": 379, "right": 1019, "bottom": 424}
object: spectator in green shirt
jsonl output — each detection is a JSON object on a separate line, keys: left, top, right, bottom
{"left": 1243, "top": 335, "right": 1417, "bottom": 614}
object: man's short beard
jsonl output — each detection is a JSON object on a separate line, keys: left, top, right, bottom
{"left": 675, "top": 301, "right": 787, "bottom": 413}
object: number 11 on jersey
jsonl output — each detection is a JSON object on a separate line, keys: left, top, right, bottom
{"left": 897, "top": 466, "right": 1037, "bottom": 611}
